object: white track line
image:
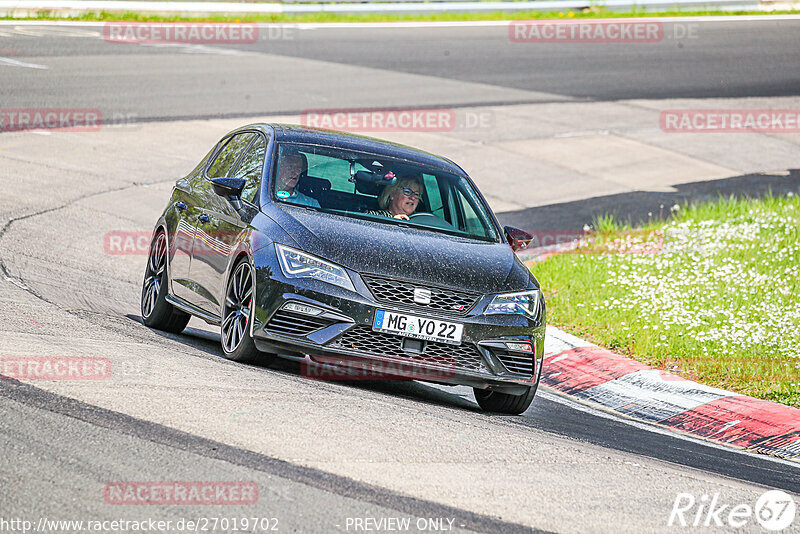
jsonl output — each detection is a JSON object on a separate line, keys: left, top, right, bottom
{"left": 0, "top": 56, "right": 48, "bottom": 69}
{"left": 286, "top": 14, "right": 800, "bottom": 26}
{"left": 0, "top": 15, "right": 800, "bottom": 29}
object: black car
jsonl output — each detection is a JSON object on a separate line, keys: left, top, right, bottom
{"left": 141, "top": 124, "right": 545, "bottom": 414}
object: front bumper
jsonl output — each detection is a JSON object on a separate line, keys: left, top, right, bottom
{"left": 251, "top": 268, "right": 545, "bottom": 394}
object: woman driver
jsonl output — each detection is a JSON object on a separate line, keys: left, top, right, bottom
{"left": 368, "top": 177, "right": 423, "bottom": 220}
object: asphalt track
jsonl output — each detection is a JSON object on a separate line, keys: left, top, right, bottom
{"left": 1, "top": 20, "right": 800, "bottom": 533}
{"left": 1, "top": 19, "right": 800, "bottom": 116}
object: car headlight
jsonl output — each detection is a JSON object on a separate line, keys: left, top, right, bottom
{"left": 485, "top": 289, "right": 542, "bottom": 319}
{"left": 275, "top": 244, "right": 355, "bottom": 292}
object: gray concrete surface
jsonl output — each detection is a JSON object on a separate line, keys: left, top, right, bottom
{"left": 2, "top": 22, "right": 800, "bottom": 534}
{"left": 2, "top": 390, "right": 488, "bottom": 534}
{"left": 0, "top": 272, "right": 795, "bottom": 533}
{"left": 1, "top": 109, "right": 799, "bottom": 532}
{"left": 2, "top": 21, "right": 800, "bottom": 105}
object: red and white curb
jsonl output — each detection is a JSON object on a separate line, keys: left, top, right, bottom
{"left": 542, "top": 326, "right": 800, "bottom": 462}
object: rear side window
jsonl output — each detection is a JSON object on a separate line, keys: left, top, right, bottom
{"left": 207, "top": 132, "right": 256, "bottom": 179}
{"left": 422, "top": 173, "right": 443, "bottom": 214}
{"left": 305, "top": 152, "right": 367, "bottom": 193}
{"left": 450, "top": 183, "right": 493, "bottom": 239}
{"left": 231, "top": 135, "right": 267, "bottom": 204}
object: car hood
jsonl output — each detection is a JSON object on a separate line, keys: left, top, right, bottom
{"left": 270, "top": 205, "right": 532, "bottom": 294}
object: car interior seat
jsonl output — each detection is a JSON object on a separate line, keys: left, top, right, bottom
{"left": 294, "top": 153, "right": 331, "bottom": 206}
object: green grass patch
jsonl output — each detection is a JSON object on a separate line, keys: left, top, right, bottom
{"left": 533, "top": 193, "right": 800, "bottom": 407}
{"left": 3, "top": 8, "right": 800, "bottom": 23}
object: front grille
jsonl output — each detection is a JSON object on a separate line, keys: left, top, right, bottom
{"left": 265, "top": 310, "right": 334, "bottom": 337}
{"left": 496, "top": 352, "right": 535, "bottom": 377}
{"left": 362, "top": 275, "right": 480, "bottom": 316}
{"left": 331, "top": 325, "right": 485, "bottom": 373}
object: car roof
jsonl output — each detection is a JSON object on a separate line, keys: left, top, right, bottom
{"left": 239, "top": 123, "right": 467, "bottom": 176}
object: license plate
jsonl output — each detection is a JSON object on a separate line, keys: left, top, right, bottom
{"left": 373, "top": 310, "right": 463, "bottom": 345}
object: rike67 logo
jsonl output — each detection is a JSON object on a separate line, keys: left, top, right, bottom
{"left": 669, "top": 490, "right": 796, "bottom": 531}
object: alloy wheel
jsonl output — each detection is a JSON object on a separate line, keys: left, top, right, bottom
{"left": 142, "top": 232, "right": 167, "bottom": 319}
{"left": 222, "top": 261, "right": 253, "bottom": 353}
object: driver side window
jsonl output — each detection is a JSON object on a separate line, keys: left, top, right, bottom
{"left": 207, "top": 133, "right": 255, "bottom": 179}
{"left": 422, "top": 174, "right": 443, "bottom": 214}
{"left": 230, "top": 135, "right": 267, "bottom": 204}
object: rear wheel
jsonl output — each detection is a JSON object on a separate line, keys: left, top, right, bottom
{"left": 221, "top": 258, "right": 270, "bottom": 364}
{"left": 141, "top": 231, "right": 190, "bottom": 334}
{"left": 473, "top": 386, "right": 536, "bottom": 415}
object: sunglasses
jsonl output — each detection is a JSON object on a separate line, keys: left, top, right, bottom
{"left": 400, "top": 188, "right": 422, "bottom": 199}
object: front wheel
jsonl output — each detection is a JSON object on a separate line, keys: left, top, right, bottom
{"left": 221, "top": 258, "right": 271, "bottom": 364}
{"left": 473, "top": 386, "right": 536, "bottom": 415}
{"left": 141, "top": 231, "right": 190, "bottom": 334}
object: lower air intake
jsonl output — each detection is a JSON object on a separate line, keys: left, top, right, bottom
{"left": 265, "top": 310, "right": 334, "bottom": 337}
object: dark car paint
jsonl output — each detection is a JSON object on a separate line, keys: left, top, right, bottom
{"left": 264, "top": 205, "right": 533, "bottom": 294}
{"left": 153, "top": 124, "right": 545, "bottom": 393}
{"left": 165, "top": 128, "right": 272, "bottom": 314}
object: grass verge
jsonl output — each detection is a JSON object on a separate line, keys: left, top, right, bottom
{"left": 532, "top": 193, "right": 800, "bottom": 408}
{"left": 2, "top": 8, "right": 800, "bottom": 24}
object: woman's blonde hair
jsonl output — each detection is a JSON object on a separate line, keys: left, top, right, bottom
{"left": 378, "top": 176, "right": 424, "bottom": 210}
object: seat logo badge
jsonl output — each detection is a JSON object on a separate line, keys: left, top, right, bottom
{"left": 413, "top": 288, "right": 432, "bottom": 305}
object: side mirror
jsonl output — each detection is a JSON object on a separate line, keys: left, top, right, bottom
{"left": 211, "top": 177, "right": 245, "bottom": 198}
{"left": 211, "top": 177, "right": 247, "bottom": 216}
{"left": 504, "top": 226, "right": 534, "bottom": 252}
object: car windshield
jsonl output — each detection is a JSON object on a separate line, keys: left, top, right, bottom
{"left": 271, "top": 143, "right": 500, "bottom": 242}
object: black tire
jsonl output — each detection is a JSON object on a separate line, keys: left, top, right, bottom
{"left": 473, "top": 386, "right": 536, "bottom": 415}
{"left": 141, "top": 231, "right": 190, "bottom": 334}
{"left": 221, "top": 258, "right": 270, "bottom": 364}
